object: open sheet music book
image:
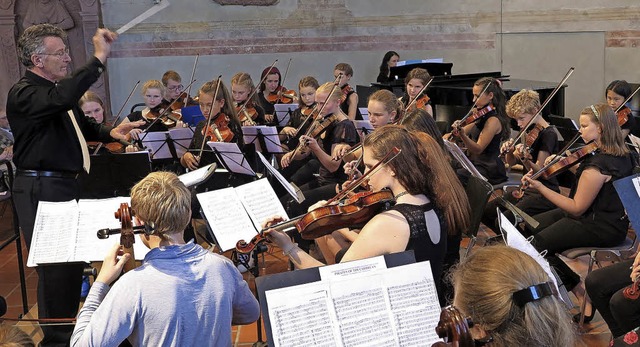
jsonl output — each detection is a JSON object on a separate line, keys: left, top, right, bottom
{"left": 196, "top": 178, "right": 288, "bottom": 251}
{"left": 27, "top": 197, "right": 151, "bottom": 267}
{"left": 265, "top": 258, "right": 442, "bottom": 346}
{"left": 242, "top": 125, "right": 284, "bottom": 154}
{"left": 256, "top": 152, "right": 304, "bottom": 203}
{"left": 207, "top": 141, "right": 256, "bottom": 176}
{"left": 274, "top": 103, "right": 297, "bottom": 127}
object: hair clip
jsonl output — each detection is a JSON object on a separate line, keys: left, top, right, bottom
{"left": 590, "top": 105, "right": 600, "bottom": 120}
{"left": 143, "top": 221, "right": 155, "bottom": 235}
{"left": 512, "top": 281, "right": 557, "bottom": 307}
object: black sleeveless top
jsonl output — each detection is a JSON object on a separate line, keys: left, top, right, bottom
{"left": 391, "top": 202, "right": 447, "bottom": 295}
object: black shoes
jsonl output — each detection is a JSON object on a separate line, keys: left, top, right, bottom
{"left": 572, "top": 309, "right": 595, "bottom": 324}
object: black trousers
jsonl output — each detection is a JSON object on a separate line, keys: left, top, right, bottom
{"left": 528, "top": 208, "right": 627, "bottom": 291}
{"left": 586, "top": 259, "right": 640, "bottom": 338}
{"left": 13, "top": 175, "right": 84, "bottom": 347}
{"left": 482, "top": 189, "right": 557, "bottom": 234}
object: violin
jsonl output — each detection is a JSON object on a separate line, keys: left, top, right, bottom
{"left": 618, "top": 106, "right": 632, "bottom": 127}
{"left": 235, "top": 102, "right": 258, "bottom": 125}
{"left": 339, "top": 84, "right": 353, "bottom": 104}
{"left": 167, "top": 91, "right": 197, "bottom": 110}
{"left": 235, "top": 190, "right": 395, "bottom": 254}
{"left": 202, "top": 113, "right": 234, "bottom": 142}
{"left": 146, "top": 106, "right": 183, "bottom": 128}
{"left": 87, "top": 139, "right": 135, "bottom": 154}
{"left": 458, "top": 105, "right": 494, "bottom": 128}
{"left": 513, "top": 141, "right": 598, "bottom": 199}
{"left": 300, "top": 103, "right": 317, "bottom": 117}
{"left": 266, "top": 85, "right": 297, "bottom": 104}
{"left": 415, "top": 95, "right": 430, "bottom": 110}
{"left": 525, "top": 123, "right": 545, "bottom": 148}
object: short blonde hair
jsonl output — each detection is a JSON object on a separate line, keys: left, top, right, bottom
{"left": 79, "top": 91, "right": 103, "bottom": 108}
{"left": 506, "top": 89, "right": 540, "bottom": 119}
{"left": 130, "top": 172, "right": 191, "bottom": 237}
{"left": 142, "top": 80, "right": 165, "bottom": 96}
{"left": 316, "top": 82, "right": 342, "bottom": 102}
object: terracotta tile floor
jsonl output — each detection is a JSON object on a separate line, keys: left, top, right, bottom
{"left": 0, "top": 203, "right": 621, "bottom": 346}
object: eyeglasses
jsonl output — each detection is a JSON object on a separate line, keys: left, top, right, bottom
{"left": 41, "top": 48, "right": 70, "bottom": 58}
{"left": 167, "top": 85, "right": 184, "bottom": 91}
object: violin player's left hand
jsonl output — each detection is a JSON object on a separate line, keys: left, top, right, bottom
{"left": 521, "top": 169, "right": 542, "bottom": 191}
{"left": 300, "top": 135, "right": 320, "bottom": 152}
{"left": 111, "top": 120, "right": 145, "bottom": 141}
{"left": 96, "top": 243, "right": 131, "bottom": 286}
{"left": 264, "top": 114, "right": 275, "bottom": 123}
{"left": 262, "top": 216, "right": 293, "bottom": 249}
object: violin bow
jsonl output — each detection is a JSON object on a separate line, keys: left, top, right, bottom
{"left": 506, "top": 67, "right": 575, "bottom": 153}
{"left": 236, "top": 59, "right": 278, "bottom": 121}
{"left": 616, "top": 84, "right": 640, "bottom": 113}
{"left": 400, "top": 76, "right": 434, "bottom": 122}
{"left": 328, "top": 146, "right": 401, "bottom": 204}
{"left": 185, "top": 54, "right": 200, "bottom": 105}
{"left": 111, "top": 80, "right": 140, "bottom": 127}
{"left": 290, "top": 74, "right": 342, "bottom": 158}
{"left": 196, "top": 76, "right": 223, "bottom": 160}
{"left": 115, "top": 0, "right": 170, "bottom": 35}
{"left": 279, "top": 58, "right": 293, "bottom": 101}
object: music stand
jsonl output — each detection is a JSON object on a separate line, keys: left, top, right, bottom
{"left": 168, "top": 127, "right": 195, "bottom": 158}
{"left": 274, "top": 104, "right": 297, "bottom": 127}
{"left": 207, "top": 141, "right": 257, "bottom": 176}
{"left": 181, "top": 106, "right": 205, "bottom": 127}
{"left": 353, "top": 120, "right": 374, "bottom": 139}
{"left": 78, "top": 152, "right": 152, "bottom": 198}
{"left": 242, "top": 126, "right": 287, "bottom": 155}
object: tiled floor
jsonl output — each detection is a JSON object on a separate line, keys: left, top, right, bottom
{"left": 0, "top": 202, "right": 622, "bottom": 346}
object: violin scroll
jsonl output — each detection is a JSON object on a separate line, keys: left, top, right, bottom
{"left": 115, "top": 203, "right": 137, "bottom": 273}
{"left": 433, "top": 306, "right": 475, "bottom": 347}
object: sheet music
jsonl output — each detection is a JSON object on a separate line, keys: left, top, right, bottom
{"left": 242, "top": 125, "right": 284, "bottom": 153}
{"left": 196, "top": 188, "right": 258, "bottom": 251}
{"left": 169, "top": 127, "right": 195, "bottom": 158}
{"left": 318, "top": 255, "right": 387, "bottom": 280}
{"left": 265, "top": 260, "right": 441, "bottom": 347}
{"left": 633, "top": 176, "right": 640, "bottom": 197}
{"left": 352, "top": 120, "right": 374, "bottom": 139}
{"left": 256, "top": 151, "right": 305, "bottom": 203}
{"left": 207, "top": 141, "right": 256, "bottom": 176}
{"left": 179, "top": 163, "right": 217, "bottom": 187}
{"left": 27, "top": 200, "right": 79, "bottom": 266}
{"left": 234, "top": 178, "right": 289, "bottom": 231}
{"left": 274, "top": 104, "right": 297, "bottom": 127}
{"left": 500, "top": 212, "right": 558, "bottom": 289}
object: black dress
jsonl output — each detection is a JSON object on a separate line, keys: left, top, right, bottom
{"left": 468, "top": 112, "right": 507, "bottom": 185}
{"left": 339, "top": 84, "right": 363, "bottom": 120}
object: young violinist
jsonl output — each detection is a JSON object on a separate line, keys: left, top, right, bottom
{"left": 161, "top": 70, "right": 197, "bottom": 107}
{"left": 334, "top": 63, "right": 362, "bottom": 120}
{"left": 448, "top": 77, "right": 510, "bottom": 185}
{"left": 280, "top": 76, "right": 319, "bottom": 147}
{"left": 180, "top": 79, "right": 243, "bottom": 171}
{"left": 606, "top": 80, "right": 636, "bottom": 138}
{"left": 123, "top": 79, "right": 171, "bottom": 139}
{"left": 522, "top": 103, "right": 633, "bottom": 322}
{"left": 258, "top": 66, "right": 285, "bottom": 123}
{"left": 280, "top": 81, "right": 358, "bottom": 217}
{"left": 376, "top": 50, "right": 399, "bottom": 83}
{"left": 70, "top": 171, "right": 260, "bottom": 346}
{"left": 399, "top": 67, "right": 433, "bottom": 116}
{"left": 79, "top": 91, "right": 106, "bottom": 124}
{"left": 279, "top": 76, "right": 320, "bottom": 185}
{"left": 265, "top": 126, "right": 470, "bottom": 305}
{"left": 231, "top": 72, "right": 266, "bottom": 126}
{"left": 482, "top": 89, "right": 559, "bottom": 232}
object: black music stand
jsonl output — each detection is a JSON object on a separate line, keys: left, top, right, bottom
{"left": 78, "top": 152, "right": 152, "bottom": 199}
{"left": 256, "top": 251, "right": 416, "bottom": 346}
{"left": 0, "top": 160, "right": 28, "bottom": 314}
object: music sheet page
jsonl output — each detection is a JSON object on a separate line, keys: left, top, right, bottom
{"left": 256, "top": 151, "right": 304, "bottom": 203}
{"left": 197, "top": 188, "right": 258, "bottom": 251}
{"left": 27, "top": 200, "right": 79, "bottom": 266}
{"left": 265, "top": 260, "right": 442, "bottom": 347}
{"left": 234, "top": 178, "right": 288, "bottom": 231}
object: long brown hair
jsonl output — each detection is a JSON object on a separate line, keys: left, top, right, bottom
{"left": 581, "top": 103, "right": 628, "bottom": 156}
{"left": 474, "top": 77, "right": 510, "bottom": 140}
{"left": 199, "top": 79, "right": 242, "bottom": 131}
{"left": 363, "top": 125, "right": 470, "bottom": 236}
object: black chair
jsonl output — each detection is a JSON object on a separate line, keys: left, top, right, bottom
{"left": 129, "top": 102, "right": 146, "bottom": 114}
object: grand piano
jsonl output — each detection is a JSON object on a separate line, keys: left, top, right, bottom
{"left": 363, "top": 62, "right": 565, "bottom": 125}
